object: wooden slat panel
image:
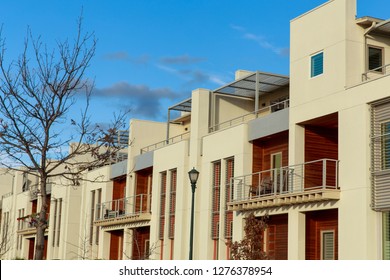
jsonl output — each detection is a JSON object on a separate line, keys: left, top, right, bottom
{"left": 28, "top": 238, "right": 35, "bottom": 260}
{"left": 135, "top": 168, "right": 153, "bottom": 212}
{"left": 132, "top": 226, "right": 150, "bottom": 260}
{"left": 305, "top": 209, "right": 338, "bottom": 260}
{"left": 252, "top": 131, "right": 289, "bottom": 173}
{"left": 109, "top": 230, "right": 124, "bottom": 260}
{"left": 266, "top": 214, "right": 288, "bottom": 260}
{"left": 305, "top": 126, "right": 338, "bottom": 189}
{"left": 252, "top": 132, "right": 289, "bottom": 191}
{"left": 112, "top": 177, "right": 126, "bottom": 200}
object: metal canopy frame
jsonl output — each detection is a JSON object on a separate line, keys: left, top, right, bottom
{"left": 166, "top": 98, "right": 192, "bottom": 143}
{"left": 213, "top": 71, "right": 289, "bottom": 98}
{"left": 211, "top": 71, "right": 289, "bottom": 128}
{"left": 165, "top": 71, "right": 289, "bottom": 142}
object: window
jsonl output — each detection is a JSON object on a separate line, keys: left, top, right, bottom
{"left": 96, "top": 189, "right": 102, "bottom": 245}
{"left": 89, "top": 190, "right": 95, "bottom": 245}
{"left": 159, "top": 172, "right": 167, "bottom": 240}
{"left": 321, "top": 231, "right": 335, "bottom": 260}
{"left": 384, "top": 212, "right": 390, "bottom": 260}
{"left": 381, "top": 122, "right": 390, "bottom": 170}
{"left": 52, "top": 200, "right": 57, "bottom": 247}
{"left": 369, "top": 46, "right": 383, "bottom": 73}
{"left": 144, "top": 239, "right": 150, "bottom": 259}
{"left": 211, "top": 161, "right": 221, "bottom": 240}
{"left": 57, "top": 198, "right": 62, "bottom": 247}
{"left": 224, "top": 158, "right": 234, "bottom": 241}
{"left": 311, "top": 52, "right": 324, "bottom": 77}
{"left": 168, "top": 169, "right": 177, "bottom": 239}
{"left": 212, "top": 161, "right": 221, "bottom": 259}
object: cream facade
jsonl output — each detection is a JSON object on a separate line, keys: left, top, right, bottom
{"left": 1, "top": 0, "right": 390, "bottom": 260}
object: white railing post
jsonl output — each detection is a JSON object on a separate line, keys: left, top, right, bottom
{"left": 301, "top": 164, "right": 304, "bottom": 191}
{"left": 322, "top": 159, "right": 327, "bottom": 188}
{"left": 140, "top": 194, "right": 143, "bottom": 214}
{"left": 335, "top": 160, "right": 339, "bottom": 189}
{"left": 279, "top": 167, "right": 283, "bottom": 193}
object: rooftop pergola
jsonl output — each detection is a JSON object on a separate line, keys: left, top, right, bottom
{"left": 166, "top": 71, "right": 289, "bottom": 140}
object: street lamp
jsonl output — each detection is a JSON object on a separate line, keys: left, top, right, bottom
{"left": 188, "top": 167, "right": 199, "bottom": 260}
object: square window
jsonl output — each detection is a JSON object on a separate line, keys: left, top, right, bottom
{"left": 311, "top": 52, "right": 324, "bottom": 77}
{"left": 369, "top": 46, "right": 383, "bottom": 72}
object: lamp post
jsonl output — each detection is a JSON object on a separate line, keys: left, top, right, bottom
{"left": 188, "top": 167, "right": 199, "bottom": 260}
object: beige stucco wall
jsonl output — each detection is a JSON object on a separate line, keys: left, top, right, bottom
{"left": 289, "top": 0, "right": 387, "bottom": 259}
{"left": 150, "top": 139, "right": 189, "bottom": 260}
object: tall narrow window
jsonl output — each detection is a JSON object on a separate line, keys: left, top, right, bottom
{"left": 168, "top": 169, "right": 177, "bottom": 240}
{"left": 159, "top": 172, "right": 167, "bottom": 240}
{"left": 159, "top": 172, "right": 167, "bottom": 259}
{"left": 369, "top": 46, "right": 383, "bottom": 73}
{"left": 52, "top": 200, "right": 57, "bottom": 247}
{"left": 89, "top": 190, "right": 95, "bottom": 245}
{"left": 321, "top": 231, "right": 335, "bottom": 260}
{"left": 311, "top": 52, "right": 324, "bottom": 77}
{"left": 225, "top": 158, "right": 234, "bottom": 243}
{"left": 384, "top": 212, "right": 390, "bottom": 260}
{"left": 211, "top": 161, "right": 221, "bottom": 259}
{"left": 2, "top": 212, "right": 9, "bottom": 253}
{"left": 57, "top": 198, "right": 62, "bottom": 247}
{"left": 96, "top": 189, "right": 102, "bottom": 245}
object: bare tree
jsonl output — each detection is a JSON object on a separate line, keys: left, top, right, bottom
{"left": 229, "top": 213, "right": 268, "bottom": 260}
{"left": 0, "top": 211, "right": 14, "bottom": 259}
{"left": 123, "top": 234, "right": 161, "bottom": 260}
{"left": 0, "top": 18, "right": 127, "bottom": 259}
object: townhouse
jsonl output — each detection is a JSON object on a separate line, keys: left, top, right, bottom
{"left": 1, "top": 0, "right": 389, "bottom": 260}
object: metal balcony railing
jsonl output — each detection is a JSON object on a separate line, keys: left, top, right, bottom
{"left": 96, "top": 194, "right": 151, "bottom": 221}
{"left": 209, "top": 99, "right": 289, "bottom": 133}
{"left": 140, "top": 131, "right": 190, "bottom": 154}
{"left": 230, "top": 159, "right": 339, "bottom": 203}
{"left": 362, "top": 63, "right": 390, "bottom": 81}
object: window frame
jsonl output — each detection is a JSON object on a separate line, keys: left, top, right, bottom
{"left": 310, "top": 51, "right": 324, "bottom": 78}
{"left": 320, "top": 230, "right": 335, "bottom": 260}
{"left": 368, "top": 45, "right": 384, "bottom": 73}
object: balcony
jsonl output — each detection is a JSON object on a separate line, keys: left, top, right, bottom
{"left": 209, "top": 99, "right": 289, "bottom": 133}
{"left": 17, "top": 213, "right": 50, "bottom": 235}
{"left": 228, "top": 159, "right": 340, "bottom": 211}
{"left": 140, "top": 131, "right": 190, "bottom": 154}
{"left": 94, "top": 194, "right": 151, "bottom": 227}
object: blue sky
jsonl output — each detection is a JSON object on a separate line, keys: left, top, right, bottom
{"left": 1, "top": 0, "right": 390, "bottom": 126}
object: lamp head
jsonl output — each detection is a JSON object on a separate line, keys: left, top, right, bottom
{"left": 188, "top": 168, "right": 199, "bottom": 185}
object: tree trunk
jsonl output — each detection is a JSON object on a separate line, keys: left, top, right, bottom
{"left": 34, "top": 176, "right": 48, "bottom": 260}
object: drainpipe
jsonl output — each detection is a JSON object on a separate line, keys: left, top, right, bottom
{"left": 363, "top": 22, "right": 377, "bottom": 75}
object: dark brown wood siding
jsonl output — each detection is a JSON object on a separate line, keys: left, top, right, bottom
{"left": 304, "top": 126, "right": 338, "bottom": 189}
{"left": 112, "top": 176, "right": 126, "bottom": 201}
{"left": 28, "top": 238, "right": 35, "bottom": 260}
{"left": 266, "top": 214, "right": 288, "bottom": 260}
{"left": 31, "top": 199, "right": 37, "bottom": 214}
{"left": 135, "top": 168, "right": 153, "bottom": 212}
{"left": 252, "top": 131, "right": 289, "bottom": 173}
{"left": 132, "top": 226, "right": 150, "bottom": 260}
{"left": 109, "top": 230, "right": 124, "bottom": 260}
{"left": 305, "top": 209, "right": 338, "bottom": 260}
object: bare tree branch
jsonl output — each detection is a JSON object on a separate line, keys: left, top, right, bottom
{"left": 0, "top": 17, "right": 128, "bottom": 260}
